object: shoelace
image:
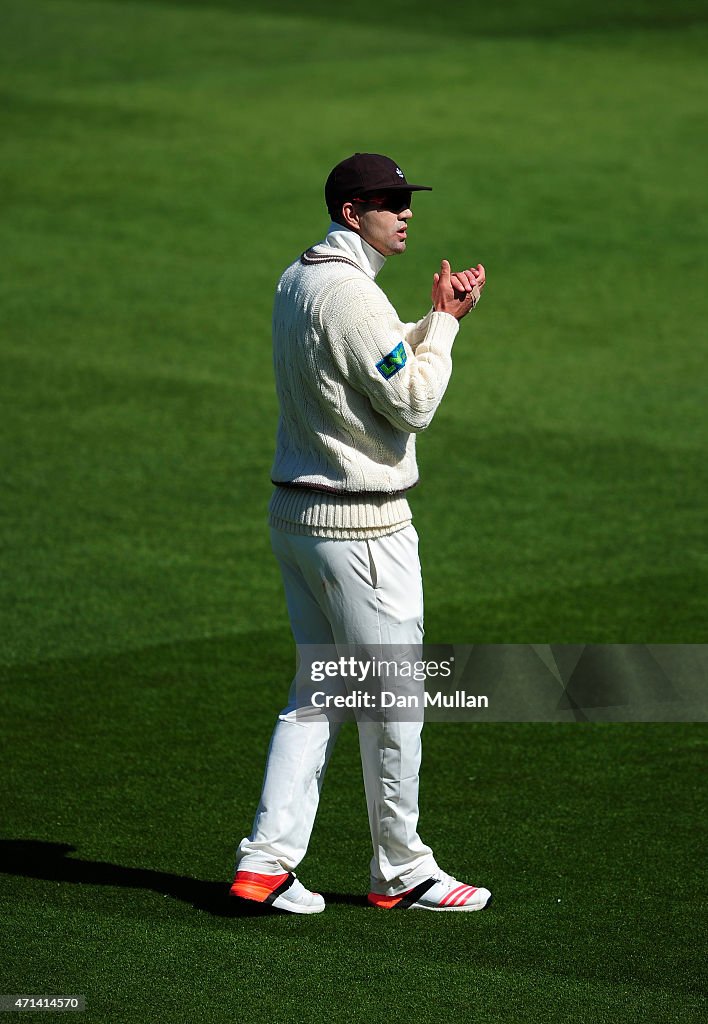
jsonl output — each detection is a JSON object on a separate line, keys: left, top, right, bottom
{"left": 434, "top": 870, "right": 463, "bottom": 891}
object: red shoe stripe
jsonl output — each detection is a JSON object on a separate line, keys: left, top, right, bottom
{"left": 451, "top": 885, "right": 478, "bottom": 907}
{"left": 440, "top": 884, "right": 479, "bottom": 907}
{"left": 440, "top": 884, "right": 469, "bottom": 906}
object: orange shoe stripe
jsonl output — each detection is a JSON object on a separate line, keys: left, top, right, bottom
{"left": 230, "top": 871, "right": 290, "bottom": 903}
{"left": 368, "top": 891, "right": 409, "bottom": 909}
{"left": 234, "top": 871, "right": 289, "bottom": 886}
{"left": 230, "top": 880, "right": 273, "bottom": 901}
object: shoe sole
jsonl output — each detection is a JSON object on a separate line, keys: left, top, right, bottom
{"left": 271, "top": 894, "right": 326, "bottom": 915}
{"left": 230, "top": 893, "right": 325, "bottom": 915}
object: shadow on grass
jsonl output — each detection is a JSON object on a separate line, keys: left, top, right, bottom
{"left": 0, "top": 839, "right": 366, "bottom": 916}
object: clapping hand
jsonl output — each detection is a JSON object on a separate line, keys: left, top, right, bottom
{"left": 432, "top": 260, "right": 486, "bottom": 320}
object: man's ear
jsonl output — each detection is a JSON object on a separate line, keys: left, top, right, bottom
{"left": 341, "top": 201, "right": 361, "bottom": 233}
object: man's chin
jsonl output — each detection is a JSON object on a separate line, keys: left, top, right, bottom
{"left": 375, "top": 238, "right": 407, "bottom": 257}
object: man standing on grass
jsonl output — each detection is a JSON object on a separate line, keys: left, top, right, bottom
{"left": 230, "top": 153, "right": 491, "bottom": 913}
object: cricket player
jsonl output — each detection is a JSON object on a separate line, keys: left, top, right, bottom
{"left": 230, "top": 153, "right": 491, "bottom": 913}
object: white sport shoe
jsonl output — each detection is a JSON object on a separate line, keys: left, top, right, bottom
{"left": 368, "top": 870, "right": 492, "bottom": 912}
{"left": 230, "top": 870, "right": 325, "bottom": 914}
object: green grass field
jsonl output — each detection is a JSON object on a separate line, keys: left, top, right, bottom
{"left": 1, "top": 1, "right": 707, "bottom": 1021}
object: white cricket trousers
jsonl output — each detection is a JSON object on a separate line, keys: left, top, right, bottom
{"left": 236, "top": 524, "right": 439, "bottom": 895}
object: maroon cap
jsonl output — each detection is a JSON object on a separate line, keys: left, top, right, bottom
{"left": 325, "top": 153, "right": 432, "bottom": 217}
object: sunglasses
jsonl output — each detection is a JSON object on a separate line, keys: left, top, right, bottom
{"left": 352, "top": 191, "right": 413, "bottom": 214}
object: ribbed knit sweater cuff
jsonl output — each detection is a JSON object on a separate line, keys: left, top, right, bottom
{"left": 268, "top": 486, "right": 412, "bottom": 540}
{"left": 424, "top": 309, "right": 460, "bottom": 348}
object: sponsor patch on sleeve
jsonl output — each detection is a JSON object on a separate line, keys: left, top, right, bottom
{"left": 376, "top": 341, "right": 407, "bottom": 380}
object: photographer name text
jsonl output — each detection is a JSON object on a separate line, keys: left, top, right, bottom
{"left": 310, "top": 690, "right": 488, "bottom": 709}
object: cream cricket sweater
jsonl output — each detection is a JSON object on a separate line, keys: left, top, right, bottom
{"left": 268, "top": 223, "right": 460, "bottom": 539}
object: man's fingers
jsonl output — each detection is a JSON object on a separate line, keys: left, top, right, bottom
{"left": 449, "top": 263, "right": 486, "bottom": 281}
{"left": 440, "top": 259, "right": 451, "bottom": 283}
{"left": 450, "top": 266, "right": 485, "bottom": 292}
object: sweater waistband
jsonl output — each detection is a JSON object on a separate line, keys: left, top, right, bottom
{"left": 268, "top": 485, "right": 412, "bottom": 540}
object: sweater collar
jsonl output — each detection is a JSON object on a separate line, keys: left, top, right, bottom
{"left": 320, "top": 222, "right": 387, "bottom": 280}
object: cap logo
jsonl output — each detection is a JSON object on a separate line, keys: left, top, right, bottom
{"left": 395, "top": 167, "right": 404, "bottom": 178}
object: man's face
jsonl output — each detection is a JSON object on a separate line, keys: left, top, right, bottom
{"left": 347, "top": 192, "right": 413, "bottom": 256}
